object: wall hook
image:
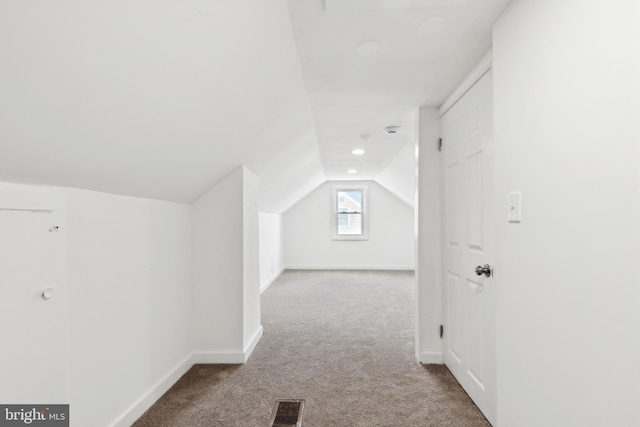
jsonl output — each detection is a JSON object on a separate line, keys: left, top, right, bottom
{"left": 49, "top": 226, "right": 60, "bottom": 232}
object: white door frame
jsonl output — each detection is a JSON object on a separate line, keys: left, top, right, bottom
{"left": 441, "top": 66, "right": 496, "bottom": 425}
{"left": 414, "top": 49, "right": 496, "bottom": 413}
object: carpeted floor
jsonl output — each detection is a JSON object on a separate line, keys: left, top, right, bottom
{"left": 133, "top": 270, "right": 490, "bottom": 427}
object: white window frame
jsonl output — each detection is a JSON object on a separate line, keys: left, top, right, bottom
{"left": 331, "top": 185, "right": 369, "bottom": 240}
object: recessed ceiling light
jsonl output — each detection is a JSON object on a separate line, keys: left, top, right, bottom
{"left": 417, "top": 17, "right": 447, "bottom": 36}
{"left": 355, "top": 41, "right": 380, "bottom": 56}
{"left": 352, "top": 149, "right": 365, "bottom": 155}
{"left": 385, "top": 126, "right": 400, "bottom": 134}
{"left": 347, "top": 169, "right": 357, "bottom": 174}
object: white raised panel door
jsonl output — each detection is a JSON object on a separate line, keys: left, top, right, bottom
{"left": 442, "top": 70, "right": 496, "bottom": 425}
{"left": 0, "top": 210, "right": 67, "bottom": 403}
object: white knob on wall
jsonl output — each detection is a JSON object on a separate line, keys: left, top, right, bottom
{"left": 41, "top": 288, "right": 54, "bottom": 301}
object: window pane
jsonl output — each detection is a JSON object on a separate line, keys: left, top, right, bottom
{"left": 332, "top": 186, "right": 367, "bottom": 240}
{"left": 337, "top": 213, "right": 362, "bottom": 235}
{"left": 337, "top": 190, "right": 363, "bottom": 235}
{"left": 337, "top": 190, "right": 362, "bottom": 213}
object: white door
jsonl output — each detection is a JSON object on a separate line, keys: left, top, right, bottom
{"left": 0, "top": 208, "right": 67, "bottom": 403}
{"left": 442, "top": 70, "right": 496, "bottom": 424}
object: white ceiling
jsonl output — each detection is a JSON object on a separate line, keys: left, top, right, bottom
{"left": 288, "top": 0, "right": 512, "bottom": 182}
{"left": 0, "top": 0, "right": 511, "bottom": 212}
{"left": 0, "top": 0, "right": 321, "bottom": 207}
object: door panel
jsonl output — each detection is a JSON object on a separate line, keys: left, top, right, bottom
{"left": 446, "top": 162, "right": 461, "bottom": 247}
{"left": 442, "top": 70, "right": 496, "bottom": 425}
{"left": 0, "top": 209, "right": 67, "bottom": 403}
{"left": 467, "top": 152, "right": 484, "bottom": 250}
{"left": 447, "top": 271, "right": 462, "bottom": 363}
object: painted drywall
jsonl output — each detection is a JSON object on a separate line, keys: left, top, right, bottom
{"left": 0, "top": 182, "right": 193, "bottom": 427}
{"left": 493, "top": 1, "right": 640, "bottom": 425}
{"left": 259, "top": 212, "right": 285, "bottom": 292}
{"left": 0, "top": 0, "right": 321, "bottom": 208}
{"left": 375, "top": 138, "right": 416, "bottom": 208}
{"left": 415, "top": 107, "right": 443, "bottom": 363}
{"left": 192, "top": 166, "right": 262, "bottom": 361}
{"left": 258, "top": 130, "right": 326, "bottom": 214}
{"left": 284, "top": 181, "right": 415, "bottom": 269}
{"left": 192, "top": 168, "right": 244, "bottom": 354}
{"left": 66, "top": 187, "right": 192, "bottom": 427}
{"left": 242, "top": 168, "right": 262, "bottom": 352}
{"left": 2, "top": 166, "right": 265, "bottom": 425}
{"left": 0, "top": 186, "right": 68, "bottom": 404}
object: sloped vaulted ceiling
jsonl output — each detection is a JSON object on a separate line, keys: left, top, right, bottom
{"left": 1, "top": 0, "right": 512, "bottom": 214}
{"left": 285, "top": 0, "right": 512, "bottom": 209}
{"left": 0, "top": 0, "right": 323, "bottom": 207}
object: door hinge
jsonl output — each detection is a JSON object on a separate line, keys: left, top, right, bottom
{"left": 438, "top": 138, "right": 443, "bottom": 151}
{"left": 440, "top": 324, "right": 444, "bottom": 338}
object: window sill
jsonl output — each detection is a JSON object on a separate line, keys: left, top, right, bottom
{"left": 331, "top": 235, "right": 369, "bottom": 241}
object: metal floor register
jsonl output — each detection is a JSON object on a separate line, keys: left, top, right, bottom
{"left": 268, "top": 399, "right": 304, "bottom": 427}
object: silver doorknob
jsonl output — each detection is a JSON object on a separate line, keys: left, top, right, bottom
{"left": 475, "top": 264, "right": 492, "bottom": 277}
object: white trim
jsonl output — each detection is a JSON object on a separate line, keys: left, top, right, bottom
{"left": 192, "top": 352, "right": 246, "bottom": 364}
{"left": 285, "top": 265, "right": 415, "bottom": 271}
{"left": 192, "top": 325, "right": 264, "bottom": 364}
{"left": 110, "top": 354, "right": 193, "bottom": 427}
{"left": 243, "top": 326, "right": 263, "bottom": 360}
{"left": 0, "top": 186, "right": 67, "bottom": 212}
{"left": 439, "top": 50, "right": 493, "bottom": 116}
{"left": 418, "top": 352, "right": 444, "bottom": 365}
{"left": 331, "top": 184, "right": 369, "bottom": 241}
{"left": 110, "top": 326, "right": 263, "bottom": 427}
{"left": 260, "top": 267, "right": 285, "bottom": 294}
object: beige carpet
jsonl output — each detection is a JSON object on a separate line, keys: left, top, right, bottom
{"left": 133, "top": 270, "right": 490, "bottom": 427}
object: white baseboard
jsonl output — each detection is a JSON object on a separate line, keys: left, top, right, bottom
{"left": 243, "top": 325, "right": 263, "bottom": 361}
{"left": 191, "top": 351, "right": 246, "bottom": 364}
{"left": 419, "top": 352, "right": 444, "bottom": 364}
{"left": 110, "top": 353, "right": 193, "bottom": 427}
{"left": 193, "top": 325, "right": 264, "bottom": 364}
{"left": 112, "top": 327, "right": 265, "bottom": 426}
{"left": 260, "top": 267, "right": 285, "bottom": 294}
{"left": 285, "top": 265, "right": 415, "bottom": 271}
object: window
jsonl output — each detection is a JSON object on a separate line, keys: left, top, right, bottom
{"left": 332, "top": 185, "right": 368, "bottom": 240}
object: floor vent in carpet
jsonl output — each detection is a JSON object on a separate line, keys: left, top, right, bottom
{"left": 268, "top": 399, "right": 304, "bottom": 427}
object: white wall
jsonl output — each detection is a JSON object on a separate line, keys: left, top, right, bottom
{"left": 493, "top": 1, "right": 640, "bottom": 425}
{"left": 242, "top": 168, "right": 262, "bottom": 352}
{"left": 259, "top": 212, "right": 285, "bottom": 292}
{"left": 0, "top": 0, "right": 322, "bottom": 207}
{"left": 0, "top": 182, "right": 193, "bottom": 427}
{"left": 2, "top": 165, "right": 266, "bottom": 425}
{"left": 415, "top": 107, "right": 443, "bottom": 363}
{"left": 375, "top": 138, "right": 416, "bottom": 208}
{"left": 284, "top": 181, "right": 415, "bottom": 269}
{"left": 66, "top": 188, "right": 193, "bottom": 427}
{"left": 192, "top": 168, "right": 243, "bottom": 354}
{"left": 258, "top": 130, "right": 326, "bottom": 214}
{"left": 0, "top": 186, "right": 68, "bottom": 404}
{"left": 192, "top": 166, "right": 262, "bottom": 362}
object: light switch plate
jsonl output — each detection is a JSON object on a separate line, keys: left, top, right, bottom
{"left": 508, "top": 192, "right": 521, "bottom": 223}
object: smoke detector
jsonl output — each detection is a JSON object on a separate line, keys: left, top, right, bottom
{"left": 385, "top": 126, "right": 400, "bottom": 134}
